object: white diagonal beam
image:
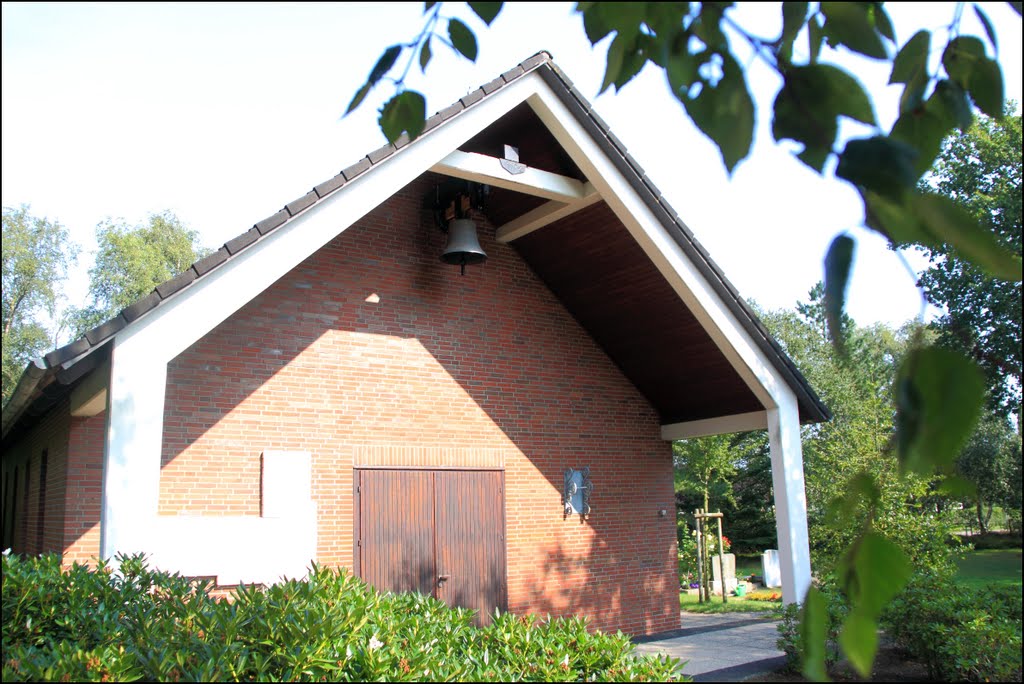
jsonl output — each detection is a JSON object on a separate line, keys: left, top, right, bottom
{"left": 495, "top": 188, "right": 600, "bottom": 243}
{"left": 432, "top": 150, "right": 589, "bottom": 202}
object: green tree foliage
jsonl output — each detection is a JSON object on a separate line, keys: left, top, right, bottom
{"left": 1, "top": 206, "right": 76, "bottom": 404}
{"left": 673, "top": 433, "right": 736, "bottom": 514}
{"left": 759, "top": 289, "right": 957, "bottom": 576}
{"left": 915, "top": 107, "right": 1022, "bottom": 418}
{"left": 956, "top": 411, "right": 1021, "bottom": 534}
{"left": 65, "top": 211, "right": 208, "bottom": 337}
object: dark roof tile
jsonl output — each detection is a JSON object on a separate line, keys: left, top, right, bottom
{"left": 224, "top": 227, "right": 260, "bottom": 255}
{"left": 121, "top": 291, "right": 160, "bottom": 323}
{"left": 501, "top": 65, "right": 525, "bottom": 83}
{"left": 439, "top": 101, "right": 463, "bottom": 121}
{"left": 520, "top": 52, "right": 550, "bottom": 71}
{"left": 193, "top": 248, "right": 229, "bottom": 276}
{"left": 547, "top": 61, "right": 574, "bottom": 88}
{"left": 342, "top": 157, "right": 371, "bottom": 181}
{"left": 285, "top": 192, "right": 317, "bottom": 217}
{"left": 84, "top": 316, "right": 127, "bottom": 346}
{"left": 120, "top": 290, "right": 160, "bottom": 323}
{"left": 367, "top": 144, "right": 395, "bottom": 165}
{"left": 155, "top": 268, "right": 197, "bottom": 299}
{"left": 393, "top": 133, "right": 412, "bottom": 150}
{"left": 422, "top": 112, "right": 444, "bottom": 134}
{"left": 460, "top": 89, "right": 484, "bottom": 108}
{"left": 481, "top": 76, "right": 504, "bottom": 95}
{"left": 314, "top": 173, "right": 346, "bottom": 198}
{"left": 44, "top": 337, "right": 91, "bottom": 368}
{"left": 256, "top": 209, "right": 290, "bottom": 234}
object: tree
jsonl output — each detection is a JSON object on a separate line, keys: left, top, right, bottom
{"left": 915, "top": 107, "right": 1022, "bottom": 418}
{"left": 956, "top": 411, "right": 1020, "bottom": 534}
{"left": 673, "top": 433, "right": 737, "bottom": 515}
{"left": 759, "top": 290, "right": 957, "bottom": 574}
{"left": 348, "top": 3, "right": 1023, "bottom": 677}
{"left": 65, "top": 211, "right": 209, "bottom": 338}
{"left": 2, "top": 206, "right": 76, "bottom": 404}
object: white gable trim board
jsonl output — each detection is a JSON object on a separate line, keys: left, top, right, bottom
{"left": 86, "top": 67, "right": 812, "bottom": 603}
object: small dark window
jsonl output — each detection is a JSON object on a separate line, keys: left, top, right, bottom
{"left": 36, "top": 451, "right": 48, "bottom": 554}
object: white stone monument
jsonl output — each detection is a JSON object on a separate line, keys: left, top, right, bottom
{"left": 711, "top": 552, "right": 737, "bottom": 593}
{"left": 762, "top": 549, "right": 782, "bottom": 588}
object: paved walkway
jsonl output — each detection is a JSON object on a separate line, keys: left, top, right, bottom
{"left": 633, "top": 612, "right": 787, "bottom": 682}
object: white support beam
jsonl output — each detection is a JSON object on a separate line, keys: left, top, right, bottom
{"left": 660, "top": 411, "right": 768, "bottom": 440}
{"left": 432, "top": 150, "right": 590, "bottom": 202}
{"left": 496, "top": 189, "right": 600, "bottom": 243}
{"left": 767, "top": 397, "right": 813, "bottom": 605}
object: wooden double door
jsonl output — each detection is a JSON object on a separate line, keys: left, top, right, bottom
{"left": 355, "top": 468, "right": 507, "bottom": 624}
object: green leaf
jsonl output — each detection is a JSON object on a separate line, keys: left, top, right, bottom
{"left": 468, "top": 2, "right": 503, "bottom": 25}
{"left": 419, "top": 39, "right": 432, "bottom": 73}
{"left": 890, "top": 80, "right": 971, "bottom": 176}
{"left": 683, "top": 50, "right": 755, "bottom": 173}
{"left": 942, "top": 36, "right": 1004, "bottom": 117}
{"left": 773, "top": 64, "right": 876, "bottom": 172}
{"left": 820, "top": 2, "right": 889, "bottom": 59}
{"left": 912, "top": 193, "right": 1023, "bottom": 280}
{"left": 890, "top": 30, "right": 930, "bottom": 85}
{"left": 346, "top": 82, "right": 371, "bottom": 116}
{"left": 369, "top": 45, "right": 402, "bottom": 85}
{"left": 800, "top": 587, "right": 830, "bottom": 682}
{"left": 871, "top": 3, "right": 895, "bottom": 43}
{"left": 665, "top": 48, "right": 699, "bottom": 95}
{"left": 823, "top": 233, "right": 854, "bottom": 351}
{"left": 600, "top": 33, "right": 627, "bottom": 94}
{"left": 577, "top": 2, "right": 646, "bottom": 44}
{"left": 808, "top": 15, "right": 825, "bottom": 63}
{"left": 973, "top": 4, "right": 998, "bottom": 52}
{"left": 579, "top": 2, "right": 614, "bottom": 43}
{"left": 839, "top": 610, "right": 878, "bottom": 679}
{"left": 917, "top": 191, "right": 1019, "bottom": 278}
{"left": 780, "top": 2, "right": 809, "bottom": 64}
{"left": 836, "top": 136, "right": 919, "bottom": 198}
{"left": 448, "top": 18, "right": 478, "bottom": 61}
{"left": 378, "top": 91, "right": 427, "bottom": 144}
{"left": 895, "top": 345, "right": 986, "bottom": 475}
{"left": 825, "top": 471, "right": 880, "bottom": 525}
{"left": 931, "top": 79, "right": 973, "bottom": 131}
{"left": 935, "top": 474, "right": 976, "bottom": 498}
{"left": 845, "top": 532, "right": 910, "bottom": 615}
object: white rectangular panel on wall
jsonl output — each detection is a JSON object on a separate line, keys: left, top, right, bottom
{"left": 261, "top": 450, "right": 312, "bottom": 519}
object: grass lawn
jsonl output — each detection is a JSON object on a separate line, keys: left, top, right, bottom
{"left": 954, "top": 549, "right": 1023, "bottom": 590}
{"left": 679, "top": 590, "right": 782, "bottom": 614}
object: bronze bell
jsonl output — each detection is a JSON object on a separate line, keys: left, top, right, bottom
{"left": 441, "top": 218, "right": 487, "bottom": 275}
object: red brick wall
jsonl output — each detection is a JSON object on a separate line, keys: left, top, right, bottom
{"left": 1, "top": 399, "right": 105, "bottom": 566}
{"left": 160, "top": 173, "right": 679, "bottom": 635}
{"left": 2, "top": 398, "right": 69, "bottom": 557}
{"left": 63, "top": 411, "right": 106, "bottom": 566}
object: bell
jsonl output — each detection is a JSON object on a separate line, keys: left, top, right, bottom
{"left": 441, "top": 218, "right": 487, "bottom": 275}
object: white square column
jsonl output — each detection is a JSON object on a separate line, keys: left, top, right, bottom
{"left": 767, "top": 395, "right": 812, "bottom": 605}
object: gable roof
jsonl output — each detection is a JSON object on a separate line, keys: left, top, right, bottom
{"left": 2, "top": 51, "right": 829, "bottom": 443}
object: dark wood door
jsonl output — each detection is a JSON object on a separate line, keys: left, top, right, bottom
{"left": 356, "top": 469, "right": 506, "bottom": 624}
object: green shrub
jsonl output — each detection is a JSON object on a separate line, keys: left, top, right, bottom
{"left": 775, "top": 583, "right": 847, "bottom": 673}
{"left": 2, "top": 552, "right": 683, "bottom": 682}
{"left": 881, "top": 575, "right": 1022, "bottom": 682}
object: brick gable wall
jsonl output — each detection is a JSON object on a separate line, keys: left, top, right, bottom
{"left": 159, "top": 173, "right": 679, "bottom": 635}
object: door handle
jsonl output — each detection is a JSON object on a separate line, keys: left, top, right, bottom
{"left": 438, "top": 574, "right": 450, "bottom": 584}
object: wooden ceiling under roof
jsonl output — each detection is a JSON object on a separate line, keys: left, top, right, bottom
{"left": 456, "top": 104, "right": 766, "bottom": 425}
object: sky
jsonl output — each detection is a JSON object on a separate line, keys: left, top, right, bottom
{"left": 3, "top": 2, "right": 1022, "bottom": 335}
